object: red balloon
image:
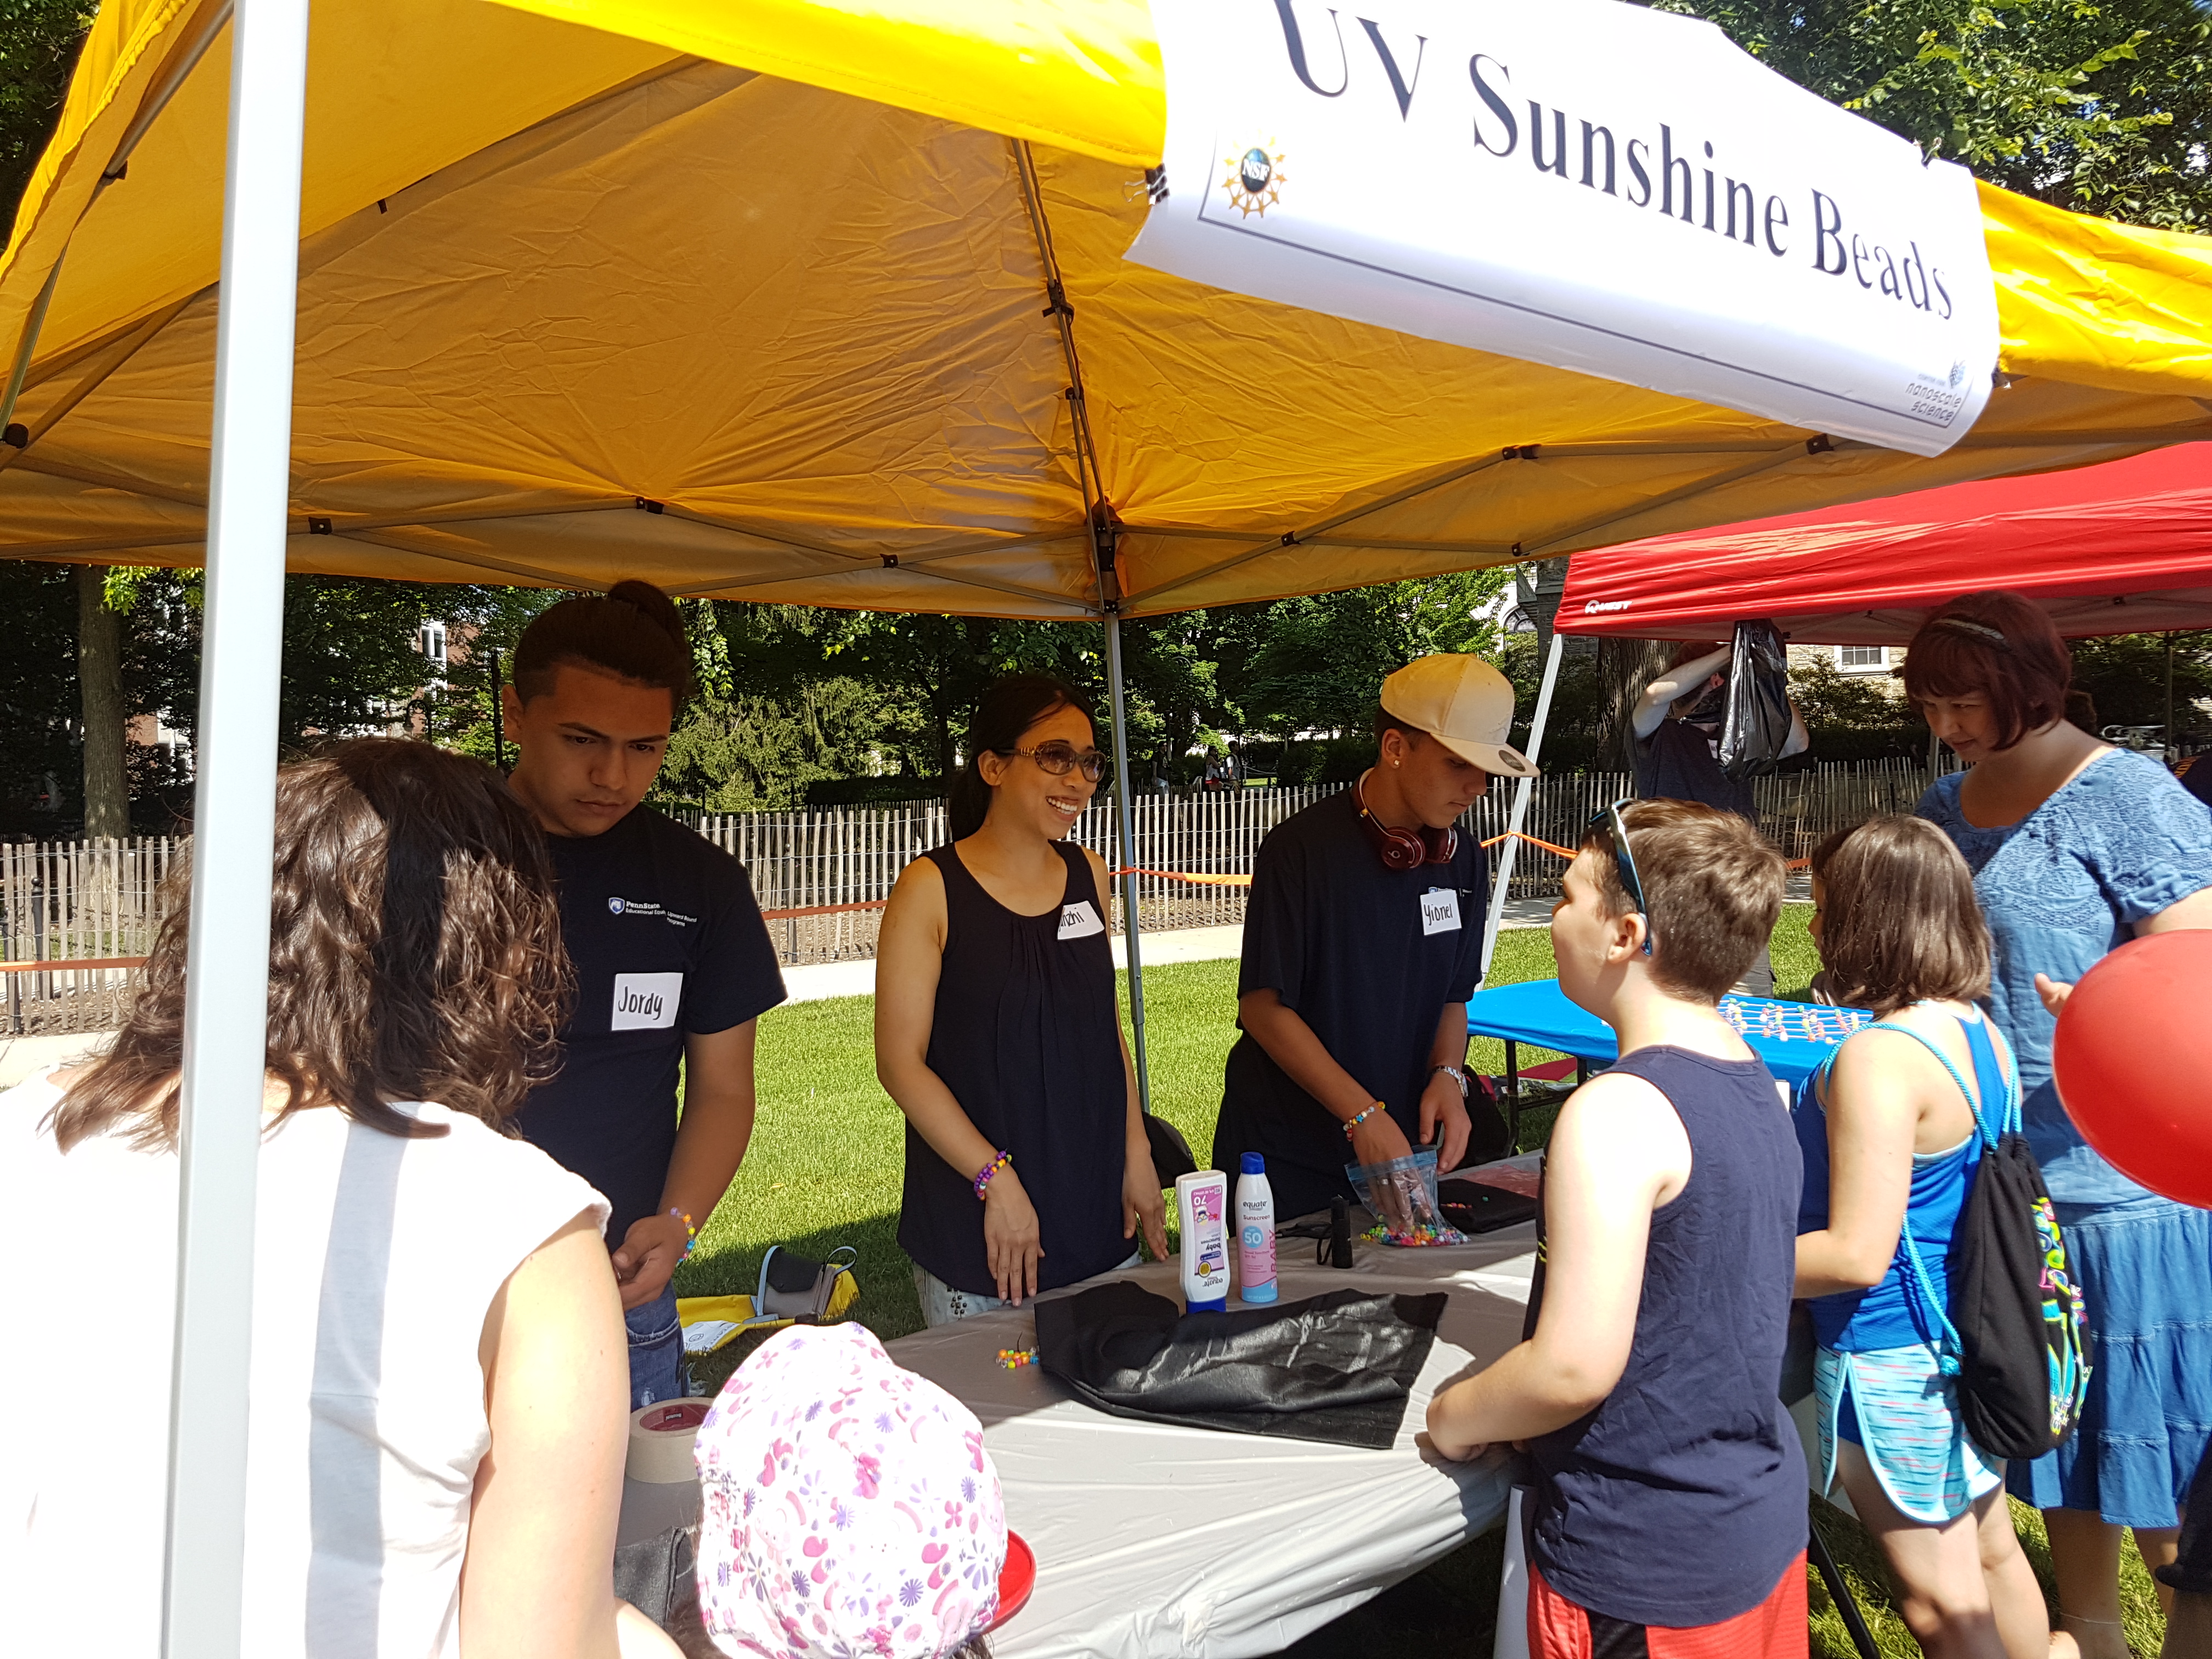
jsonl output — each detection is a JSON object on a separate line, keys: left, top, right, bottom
{"left": 2051, "top": 929, "right": 2212, "bottom": 1208}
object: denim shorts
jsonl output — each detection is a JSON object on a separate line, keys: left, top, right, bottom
{"left": 624, "top": 1282, "right": 687, "bottom": 1409}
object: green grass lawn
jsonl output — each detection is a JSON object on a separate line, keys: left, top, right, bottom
{"left": 676, "top": 906, "right": 2171, "bottom": 1658}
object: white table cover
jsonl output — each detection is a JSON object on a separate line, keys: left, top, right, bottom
{"left": 887, "top": 1229, "right": 1541, "bottom": 1659}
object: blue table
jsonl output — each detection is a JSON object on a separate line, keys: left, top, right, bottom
{"left": 1467, "top": 979, "right": 1869, "bottom": 1141}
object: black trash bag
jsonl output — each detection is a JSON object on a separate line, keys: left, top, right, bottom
{"left": 1034, "top": 1279, "right": 1446, "bottom": 1449}
{"left": 1716, "top": 619, "right": 1794, "bottom": 781}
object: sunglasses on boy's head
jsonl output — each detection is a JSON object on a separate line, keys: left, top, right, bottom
{"left": 1587, "top": 799, "right": 1654, "bottom": 956}
{"left": 1001, "top": 740, "right": 1111, "bottom": 783}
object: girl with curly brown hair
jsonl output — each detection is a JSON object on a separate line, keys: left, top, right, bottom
{"left": 2, "top": 739, "right": 679, "bottom": 1659}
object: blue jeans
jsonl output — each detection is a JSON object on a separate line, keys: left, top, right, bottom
{"left": 625, "top": 1283, "right": 686, "bottom": 1409}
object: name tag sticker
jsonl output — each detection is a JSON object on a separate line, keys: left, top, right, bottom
{"left": 1421, "top": 889, "right": 1462, "bottom": 936}
{"left": 1057, "top": 900, "right": 1106, "bottom": 940}
{"left": 611, "top": 972, "right": 683, "bottom": 1030}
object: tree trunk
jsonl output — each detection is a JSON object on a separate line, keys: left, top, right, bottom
{"left": 1596, "top": 638, "right": 1675, "bottom": 775}
{"left": 76, "top": 565, "right": 129, "bottom": 837}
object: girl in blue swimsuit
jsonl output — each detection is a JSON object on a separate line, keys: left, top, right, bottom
{"left": 1795, "top": 816, "right": 2052, "bottom": 1659}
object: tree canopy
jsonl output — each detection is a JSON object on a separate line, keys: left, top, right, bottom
{"left": 1648, "top": 0, "right": 2212, "bottom": 228}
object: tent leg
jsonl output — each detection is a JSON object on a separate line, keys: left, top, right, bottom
{"left": 0, "top": 253, "right": 63, "bottom": 433}
{"left": 1102, "top": 612, "right": 1152, "bottom": 1113}
{"left": 163, "top": 2, "right": 309, "bottom": 1656}
{"left": 1482, "top": 632, "right": 1566, "bottom": 980}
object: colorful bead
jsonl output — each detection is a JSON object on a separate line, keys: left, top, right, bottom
{"left": 669, "top": 1207, "right": 698, "bottom": 1259}
{"left": 996, "top": 1348, "right": 1038, "bottom": 1370}
{"left": 973, "top": 1150, "right": 1013, "bottom": 1201}
{"left": 1362, "top": 1218, "right": 1469, "bottom": 1249}
{"left": 1342, "top": 1102, "right": 1385, "bottom": 1138}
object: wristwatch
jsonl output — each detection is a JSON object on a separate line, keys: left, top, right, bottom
{"left": 1430, "top": 1064, "right": 1469, "bottom": 1099}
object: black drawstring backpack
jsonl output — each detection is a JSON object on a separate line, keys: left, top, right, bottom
{"left": 1870, "top": 1020, "right": 2093, "bottom": 1461}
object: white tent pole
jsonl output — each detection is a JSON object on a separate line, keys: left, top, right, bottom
{"left": 162, "top": 0, "right": 308, "bottom": 1654}
{"left": 1481, "top": 630, "right": 1566, "bottom": 979}
{"left": 1102, "top": 611, "right": 1153, "bottom": 1111}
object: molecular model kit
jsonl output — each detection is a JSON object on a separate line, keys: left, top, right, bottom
{"left": 1716, "top": 997, "right": 1870, "bottom": 1046}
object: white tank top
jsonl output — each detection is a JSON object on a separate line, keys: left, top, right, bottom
{"left": 0, "top": 1069, "right": 610, "bottom": 1658}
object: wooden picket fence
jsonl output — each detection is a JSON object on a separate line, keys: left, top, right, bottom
{"left": 1474, "top": 756, "right": 1957, "bottom": 900}
{"left": 0, "top": 837, "right": 181, "bottom": 1035}
{"left": 699, "top": 787, "right": 1336, "bottom": 962}
{"left": 0, "top": 757, "right": 1958, "bottom": 1026}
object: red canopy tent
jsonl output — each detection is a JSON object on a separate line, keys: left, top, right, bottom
{"left": 1555, "top": 443, "right": 2212, "bottom": 644}
{"left": 1477, "top": 444, "right": 2212, "bottom": 967}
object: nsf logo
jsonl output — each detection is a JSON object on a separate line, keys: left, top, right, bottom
{"left": 607, "top": 896, "right": 625, "bottom": 915}
{"left": 1221, "top": 142, "right": 1285, "bottom": 218}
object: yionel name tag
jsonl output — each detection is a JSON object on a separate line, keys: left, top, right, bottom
{"left": 1421, "top": 889, "right": 1462, "bottom": 936}
{"left": 611, "top": 972, "right": 683, "bottom": 1030}
{"left": 1058, "top": 900, "right": 1105, "bottom": 940}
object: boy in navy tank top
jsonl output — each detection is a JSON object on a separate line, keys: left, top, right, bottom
{"left": 1430, "top": 799, "right": 1808, "bottom": 1659}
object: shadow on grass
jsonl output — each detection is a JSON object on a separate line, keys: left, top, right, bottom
{"left": 1277, "top": 1526, "right": 1506, "bottom": 1659}
{"left": 678, "top": 1209, "right": 919, "bottom": 1397}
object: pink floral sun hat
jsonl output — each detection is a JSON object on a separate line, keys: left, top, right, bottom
{"left": 694, "top": 1322, "right": 1007, "bottom": 1659}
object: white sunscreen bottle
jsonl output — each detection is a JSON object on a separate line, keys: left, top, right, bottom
{"left": 1235, "top": 1153, "right": 1278, "bottom": 1304}
{"left": 1176, "top": 1169, "right": 1231, "bottom": 1313}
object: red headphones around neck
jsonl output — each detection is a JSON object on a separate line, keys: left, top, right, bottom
{"left": 1355, "top": 772, "right": 1458, "bottom": 872}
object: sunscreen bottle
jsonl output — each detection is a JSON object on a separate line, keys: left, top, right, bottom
{"left": 1175, "top": 1169, "right": 1231, "bottom": 1313}
{"left": 1235, "top": 1153, "right": 1278, "bottom": 1304}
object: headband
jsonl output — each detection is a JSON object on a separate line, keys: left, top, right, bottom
{"left": 1928, "top": 616, "right": 2011, "bottom": 651}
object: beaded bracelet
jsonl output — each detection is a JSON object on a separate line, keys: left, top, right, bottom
{"left": 668, "top": 1207, "right": 698, "bottom": 1259}
{"left": 973, "top": 1150, "right": 1013, "bottom": 1201}
{"left": 1342, "top": 1102, "right": 1385, "bottom": 1138}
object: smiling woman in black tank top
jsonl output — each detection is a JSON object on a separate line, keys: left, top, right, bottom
{"left": 875, "top": 675, "right": 1167, "bottom": 1324}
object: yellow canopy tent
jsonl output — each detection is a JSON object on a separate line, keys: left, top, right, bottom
{"left": 10, "top": 5, "right": 2211, "bottom": 1654}
{"left": 4, "top": 0, "right": 2211, "bottom": 619}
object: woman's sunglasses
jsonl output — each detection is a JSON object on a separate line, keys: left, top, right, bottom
{"left": 1588, "top": 799, "right": 1654, "bottom": 955}
{"left": 1003, "top": 741, "right": 1110, "bottom": 784}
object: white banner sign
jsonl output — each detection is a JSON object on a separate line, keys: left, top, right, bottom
{"left": 1127, "top": 0, "right": 1997, "bottom": 456}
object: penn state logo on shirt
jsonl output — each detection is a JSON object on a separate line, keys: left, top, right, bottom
{"left": 611, "top": 972, "right": 682, "bottom": 1030}
{"left": 1057, "top": 900, "right": 1105, "bottom": 940}
{"left": 607, "top": 896, "right": 625, "bottom": 915}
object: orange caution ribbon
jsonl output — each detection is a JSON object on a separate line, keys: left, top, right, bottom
{"left": 1480, "top": 830, "right": 1581, "bottom": 860}
{"left": 1116, "top": 866, "right": 1253, "bottom": 888}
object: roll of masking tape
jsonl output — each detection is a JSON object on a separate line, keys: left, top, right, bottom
{"left": 627, "top": 1398, "right": 711, "bottom": 1485}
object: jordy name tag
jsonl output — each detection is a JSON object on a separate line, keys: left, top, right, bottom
{"left": 611, "top": 972, "right": 683, "bottom": 1030}
{"left": 1057, "top": 900, "right": 1105, "bottom": 940}
{"left": 1420, "top": 889, "right": 1463, "bottom": 936}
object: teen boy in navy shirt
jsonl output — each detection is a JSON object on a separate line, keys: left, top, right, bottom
{"left": 1212, "top": 655, "right": 1530, "bottom": 1220}
{"left": 503, "top": 582, "right": 785, "bottom": 1407}
{"left": 1429, "top": 800, "right": 1806, "bottom": 1659}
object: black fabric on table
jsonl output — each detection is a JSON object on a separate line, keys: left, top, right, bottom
{"left": 1034, "top": 1279, "right": 1446, "bottom": 1450}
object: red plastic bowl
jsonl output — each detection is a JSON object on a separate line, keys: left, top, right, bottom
{"left": 988, "top": 1532, "right": 1035, "bottom": 1632}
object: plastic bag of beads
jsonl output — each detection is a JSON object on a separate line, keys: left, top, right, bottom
{"left": 1342, "top": 1149, "right": 1467, "bottom": 1247}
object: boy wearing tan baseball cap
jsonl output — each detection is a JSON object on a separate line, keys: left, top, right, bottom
{"left": 1380, "top": 654, "right": 1541, "bottom": 779}
{"left": 1212, "top": 654, "right": 1534, "bottom": 1219}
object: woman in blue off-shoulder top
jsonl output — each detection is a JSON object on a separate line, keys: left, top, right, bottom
{"left": 1906, "top": 590, "right": 2212, "bottom": 1659}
